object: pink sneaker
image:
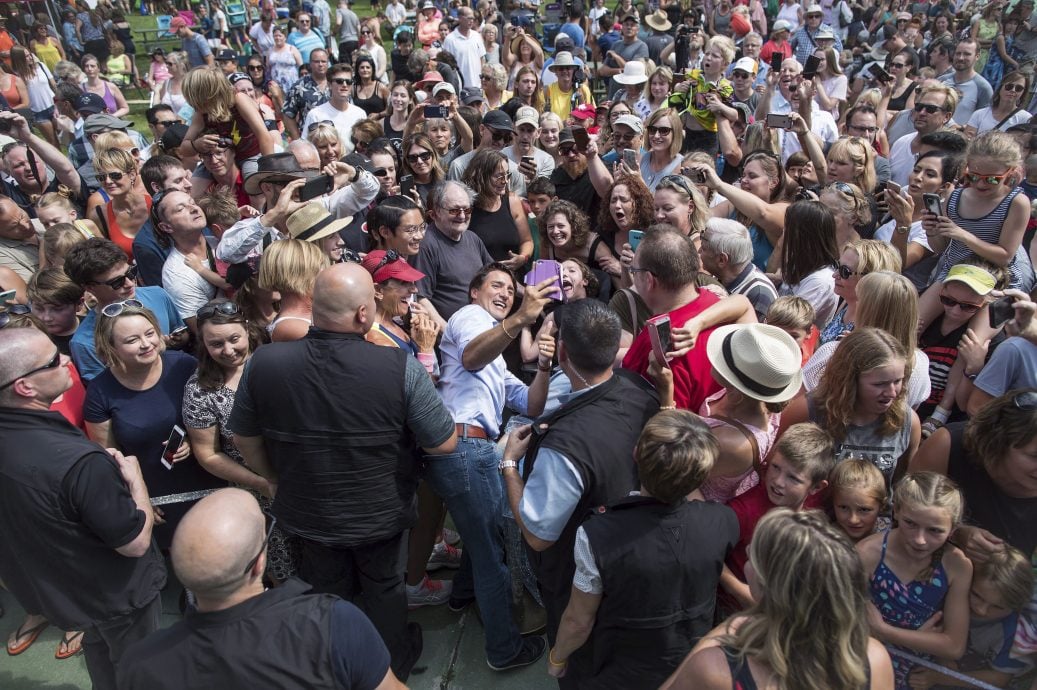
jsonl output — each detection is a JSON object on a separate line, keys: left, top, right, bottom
{"left": 406, "top": 575, "right": 452, "bottom": 609}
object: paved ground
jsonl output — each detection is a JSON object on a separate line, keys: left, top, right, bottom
{"left": 0, "top": 571, "right": 555, "bottom": 690}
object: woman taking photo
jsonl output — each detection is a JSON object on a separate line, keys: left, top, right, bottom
{"left": 85, "top": 302, "right": 223, "bottom": 547}
{"left": 664, "top": 509, "right": 895, "bottom": 690}
{"left": 268, "top": 25, "right": 302, "bottom": 94}
{"left": 81, "top": 53, "right": 129, "bottom": 118}
{"left": 353, "top": 54, "right": 389, "bottom": 117}
{"left": 257, "top": 238, "right": 330, "bottom": 342}
{"left": 158, "top": 51, "right": 189, "bottom": 116}
{"left": 401, "top": 133, "right": 446, "bottom": 205}
{"left": 462, "top": 149, "right": 534, "bottom": 271}
{"left": 810, "top": 47, "right": 847, "bottom": 118}
{"left": 696, "top": 151, "right": 790, "bottom": 272}
{"left": 783, "top": 327, "right": 921, "bottom": 487}
{"left": 367, "top": 195, "right": 425, "bottom": 258}
{"left": 640, "top": 108, "right": 685, "bottom": 192}
{"left": 90, "top": 149, "right": 151, "bottom": 262}
{"left": 817, "top": 239, "right": 902, "bottom": 345}
{"left": 775, "top": 200, "right": 840, "bottom": 329}
{"left": 964, "top": 70, "right": 1032, "bottom": 138}
{"left": 503, "top": 28, "right": 543, "bottom": 90}
{"left": 376, "top": 80, "right": 415, "bottom": 151}
{"left": 480, "top": 63, "right": 509, "bottom": 111}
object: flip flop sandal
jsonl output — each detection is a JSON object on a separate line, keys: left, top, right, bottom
{"left": 55, "top": 631, "right": 85, "bottom": 660}
{"left": 6, "top": 620, "right": 49, "bottom": 656}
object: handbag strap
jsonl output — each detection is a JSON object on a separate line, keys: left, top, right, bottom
{"left": 714, "top": 414, "right": 763, "bottom": 472}
{"left": 994, "top": 107, "right": 1023, "bottom": 132}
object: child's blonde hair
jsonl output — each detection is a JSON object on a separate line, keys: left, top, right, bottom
{"left": 892, "top": 471, "right": 964, "bottom": 529}
{"left": 43, "top": 223, "right": 89, "bottom": 266}
{"left": 968, "top": 130, "right": 1023, "bottom": 173}
{"left": 765, "top": 295, "right": 815, "bottom": 332}
{"left": 773, "top": 423, "right": 835, "bottom": 485}
{"left": 973, "top": 546, "right": 1035, "bottom": 613}
{"left": 35, "top": 191, "right": 76, "bottom": 216}
{"left": 828, "top": 458, "right": 888, "bottom": 513}
{"left": 182, "top": 67, "right": 235, "bottom": 122}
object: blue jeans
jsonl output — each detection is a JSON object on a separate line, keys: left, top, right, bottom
{"left": 424, "top": 437, "right": 522, "bottom": 666}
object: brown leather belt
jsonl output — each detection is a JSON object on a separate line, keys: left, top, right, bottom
{"left": 455, "top": 423, "right": 490, "bottom": 440}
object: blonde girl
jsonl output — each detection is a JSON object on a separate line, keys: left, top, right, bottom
{"left": 180, "top": 67, "right": 275, "bottom": 179}
{"left": 819, "top": 181, "right": 871, "bottom": 247}
{"left": 829, "top": 458, "right": 887, "bottom": 542}
{"left": 35, "top": 192, "right": 101, "bottom": 238}
{"left": 823, "top": 136, "right": 877, "bottom": 194}
{"left": 257, "top": 238, "right": 330, "bottom": 342}
{"left": 858, "top": 472, "right": 972, "bottom": 689}
{"left": 636, "top": 65, "right": 673, "bottom": 119}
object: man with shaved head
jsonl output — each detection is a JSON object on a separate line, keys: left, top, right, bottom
{"left": 0, "top": 328, "right": 164, "bottom": 690}
{"left": 118, "top": 489, "right": 406, "bottom": 689}
{"left": 229, "top": 262, "right": 457, "bottom": 681}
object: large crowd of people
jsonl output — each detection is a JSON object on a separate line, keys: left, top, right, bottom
{"left": 0, "top": 0, "right": 1036, "bottom": 688}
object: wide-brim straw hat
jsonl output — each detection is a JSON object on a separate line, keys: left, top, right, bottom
{"left": 706, "top": 323, "right": 803, "bottom": 403}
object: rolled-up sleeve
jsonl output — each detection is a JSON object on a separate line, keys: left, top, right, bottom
{"left": 323, "top": 171, "right": 380, "bottom": 220}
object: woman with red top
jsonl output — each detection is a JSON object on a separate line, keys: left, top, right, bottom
{"left": 0, "top": 60, "right": 27, "bottom": 110}
{"left": 91, "top": 149, "right": 152, "bottom": 261}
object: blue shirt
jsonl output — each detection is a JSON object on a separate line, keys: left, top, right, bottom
{"left": 182, "top": 32, "right": 213, "bottom": 67}
{"left": 288, "top": 28, "right": 326, "bottom": 63}
{"left": 131, "top": 221, "right": 171, "bottom": 288}
{"left": 559, "top": 22, "right": 585, "bottom": 49}
{"left": 71, "top": 286, "right": 185, "bottom": 382}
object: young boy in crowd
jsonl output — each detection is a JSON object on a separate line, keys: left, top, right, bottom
{"left": 719, "top": 423, "right": 835, "bottom": 610}
{"left": 195, "top": 191, "right": 237, "bottom": 294}
{"left": 526, "top": 177, "right": 557, "bottom": 261}
{"left": 26, "top": 267, "right": 85, "bottom": 356}
{"left": 764, "top": 295, "right": 818, "bottom": 365}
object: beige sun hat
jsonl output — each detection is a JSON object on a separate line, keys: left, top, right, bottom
{"left": 705, "top": 323, "right": 804, "bottom": 403}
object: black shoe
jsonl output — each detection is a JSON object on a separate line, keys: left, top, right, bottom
{"left": 448, "top": 593, "right": 476, "bottom": 613}
{"left": 487, "top": 635, "right": 547, "bottom": 671}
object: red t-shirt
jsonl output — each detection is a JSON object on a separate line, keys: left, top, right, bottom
{"left": 50, "top": 363, "right": 87, "bottom": 431}
{"left": 622, "top": 289, "right": 723, "bottom": 412}
{"left": 759, "top": 40, "right": 792, "bottom": 66}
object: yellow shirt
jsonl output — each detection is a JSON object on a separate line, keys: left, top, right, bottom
{"left": 546, "top": 82, "right": 594, "bottom": 122}
{"left": 33, "top": 40, "right": 62, "bottom": 73}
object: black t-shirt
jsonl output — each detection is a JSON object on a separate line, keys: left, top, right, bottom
{"left": 62, "top": 452, "right": 147, "bottom": 551}
{"left": 551, "top": 166, "right": 600, "bottom": 225}
{"left": 329, "top": 600, "right": 393, "bottom": 688}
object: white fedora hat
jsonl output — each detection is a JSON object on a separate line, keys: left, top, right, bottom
{"left": 705, "top": 323, "right": 803, "bottom": 403}
{"left": 614, "top": 60, "right": 648, "bottom": 85}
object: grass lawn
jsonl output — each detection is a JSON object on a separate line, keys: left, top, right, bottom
{"left": 121, "top": 6, "right": 385, "bottom": 135}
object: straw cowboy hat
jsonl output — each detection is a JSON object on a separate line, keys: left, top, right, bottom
{"left": 645, "top": 10, "right": 672, "bottom": 31}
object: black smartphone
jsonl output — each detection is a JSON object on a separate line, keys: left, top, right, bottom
{"left": 423, "top": 104, "right": 449, "bottom": 119}
{"left": 922, "top": 192, "right": 943, "bottom": 217}
{"left": 802, "top": 54, "right": 821, "bottom": 79}
{"left": 765, "top": 112, "right": 792, "bottom": 129}
{"left": 868, "top": 62, "right": 892, "bottom": 83}
{"left": 770, "top": 52, "right": 783, "bottom": 72}
{"left": 298, "top": 174, "right": 334, "bottom": 202}
{"left": 623, "top": 148, "right": 638, "bottom": 169}
{"left": 521, "top": 155, "right": 535, "bottom": 168}
{"left": 572, "top": 126, "right": 590, "bottom": 152}
{"left": 161, "top": 425, "right": 186, "bottom": 470}
{"left": 400, "top": 174, "right": 415, "bottom": 197}
{"left": 989, "top": 295, "right": 1015, "bottom": 329}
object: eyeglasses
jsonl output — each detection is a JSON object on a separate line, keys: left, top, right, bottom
{"left": 491, "top": 170, "right": 508, "bottom": 182}
{"left": 154, "top": 119, "right": 178, "bottom": 127}
{"left": 332, "top": 77, "right": 353, "bottom": 85}
{"left": 659, "top": 174, "right": 694, "bottom": 196}
{"left": 399, "top": 222, "right": 427, "bottom": 236}
{"left": 889, "top": 62, "right": 907, "bottom": 69}
{"left": 247, "top": 64, "right": 265, "bottom": 71}
{"left": 201, "top": 146, "right": 229, "bottom": 158}
{"left": 612, "top": 130, "right": 638, "bottom": 142}
{"left": 197, "top": 300, "right": 242, "bottom": 321}
{"left": 90, "top": 265, "right": 139, "bottom": 290}
{"left": 913, "top": 103, "right": 944, "bottom": 114}
{"left": 491, "top": 130, "right": 514, "bottom": 144}
{"left": 0, "top": 303, "right": 31, "bottom": 329}
{"left": 628, "top": 265, "right": 651, "bottom": 275}
{"left": 0, "top": 349, "right": 62, "bottom": 390}
{"left": 406, "top": 151, "right": 432, "bottom": 164}
{"left": 242, "top": 512, "right": 277, "bottom": 575}
{"left": 836, "top": 264, "right": 861, "bottom": 280}
{"left": 444, "top": 206, "right": 472, "bottom": 218}
{"left": 647, "top": 125, "right": 672, "bottom": 136}
{"left": 939, "top": 294, "right": 983, "bottom": 312}
{"left": 96, "top": 171, "right": 126, "bottom": 183}
{"left": 559, "top": 145, "right": 579, "bottom": 156}
{"left": 1002, "top": 83, "right": 1026, "bottom": 93}
{"left": 361, "top": 29, "right": 372, "bottom": 34}
{"left": 847, "top": 123, "right": 878, "bottom": 134}
{"left": 964, "top": 168, "right": 1012, "bottom": 185}
{"left": 100, "top": 298, "right": 144, "bottom": 317}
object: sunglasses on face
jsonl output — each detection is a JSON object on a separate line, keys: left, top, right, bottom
{"left": 732, "top": 71, "right": 752, "bottom": 79}
{"left": 647, "top": 125, "right": 672, "bottom": 136}
{"left": 612, "top": 130, "right": 637, "bottom": 142}
{"left": 964, "top": 168, "right": 1012, "bottom": 185}
{"left": 100, "top": 298, "right": 144, "bottom": 318}
{"left": 836, "top": 264, "right": 861, "bottom": 280}
{"left": 407, "top": 151, "right": 432, "bottom": 164}
{"left": 559, "top": 145, "right": 579, "bottom": 156}
{"left": 890, "top": 62, "right": 907, "bottom": 69}
{"left": 913, "top": 103, "right": 943, "bottom": 114}
{"left": 444, "top": 206, "right": 472, "bottom": 218}
{"left": 491, "top": 130, "right": 514, "bottom": 144}
{"left": 0, "top": 348, "right": 62, "bottom": 390}
{"left": 1002, "top": 83, "right": 1025, "bottom": 93}
{"left": 939, "top": 294, "right": 983, "bottom": 312}
{"left": 96, "top": 171, "right": 127, "bottom": 183}
{"left": 197, "top": 300, "right": 242, "bottom": 321}
{"left": 91, "top": 266, "right": 139, "bottom": 290}
{"left": 154, "top": 119, "right": 178, "bottom": 127}
{"left": 248, "top": 64, "right": 265, "bottom": 71}
{"left": 332, "top": 77, "right": 353, "bottom": 85}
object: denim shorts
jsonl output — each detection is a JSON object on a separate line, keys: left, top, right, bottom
{"left": 33, "top": 106, "right": 55, "bottom": 123}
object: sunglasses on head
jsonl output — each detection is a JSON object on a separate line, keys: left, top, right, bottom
{"left": 964, "top": 168, "right": 1012, "bottom": 185}
{"left": 375, "top": 250, "right": 401, "bottom": 271}
{"left": 197, "top": 301, "right": 242, "bottom": 321}
{"left": 307, "top": 120, "right": 336, "bottom": 134}
{"left": 91, "top": 265, "right": 139, "bottom": 290}
{"left": 0, "top": 348, "right": 62, "bottom": 390}
{"left": 659, "top": 174, "right": 694, "bottom": 196}
{"left": 1012, "top": 390, "right": 1037, "bottom": 410}
{"left": 100, "top": 298, "right": 144, "bottom": 318}
{"left": 96, "top": 170, "right": 127, "bottom": 183}
{"left": 0, "top": 303, "right": 31, "bottom": 329}
{"left": 939, "top": 294, "right": 983, "bottom": 312}
{"left": 913, "top": 103, "right": 943, "bottom": 114}
{"left": 407, "top": 150, "right": 433, "bottom": 164}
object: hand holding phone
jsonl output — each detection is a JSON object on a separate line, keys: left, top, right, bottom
{"left": 647, "top": 314, "right": 673, "bottom": 364}
{"left": 622, "top": 148, "right": 638, "bottom": 169}
{"left": 161, "top": 425, "right": 186, "bottom": 470}
{"left": 802, "top": 54, "right": 821, "bottom": 79}
{"left": 989, "top": 295, "right": 1015, "bottom": 329}
{"left": 423, "top": 104, "right": 449, "bottom": 119}
{"left": 298, "top": 174, "right": 334, "bottom": 202}
{"left": 572, "top": 126, "right": 590, "bottom": 153}
{"left": 922, "top": 193, "right": 943, "bottom": 217}
{"left": 524, "top": 260, "right": 565, "bottom": 302}
{"left": 765, "top": 113, "right": 793, "bottom": 130}
{"left": 628, "top": 229, "right": 644, "bottom": 251}
{"left": 400, "top": 174, "right": 415, "bottom": 198}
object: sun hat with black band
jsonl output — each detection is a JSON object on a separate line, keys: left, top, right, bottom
{"left": 228, "top": 72, "right": 252, "bottom": 86}
{"left": 705, "top": 323, "right": 803, "bottom": 403}
{"left": 286, "top": 202, "right": 353, "bottom": 242}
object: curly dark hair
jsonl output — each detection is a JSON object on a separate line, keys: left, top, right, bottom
{"left": 597, "top": 174, "right": 655, "bottom": 244}
{"left": 539, "top": 199, "right": 591, "bottom": 254}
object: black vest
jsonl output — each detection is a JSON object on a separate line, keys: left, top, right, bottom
{"left": 0, "top": 408, "right": 166, "bottom": 630}
{"left": 245, "top": 330, "right": 416, "bottom": 546}
{"left": 522, "top": 374, "right": 658, "bottom": 607}
{"left": 118, "top": 578, "right": 338, "bottom": 689}
{"left": 580, "top": 496, "right": 739, "bottom": 689}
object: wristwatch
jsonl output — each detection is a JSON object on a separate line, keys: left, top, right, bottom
{"left": 964, "top": 370, "right": 980, "bottom": 381}
{"left": 895, "top": 225, "right": 909, "bottom": 235}
{"left": 499, "top": 459, "right": 518, "bottom": 473}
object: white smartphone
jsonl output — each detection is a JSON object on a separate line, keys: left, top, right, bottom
{"left": 161, "top": 425, "right": 186, "bottom": 470}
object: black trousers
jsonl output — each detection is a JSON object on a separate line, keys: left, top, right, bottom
{"left": 83, "top": 593, "right": 163, "bottom": 690}
{"left": 298, "top": 531, "right": 411, "bottom": 674}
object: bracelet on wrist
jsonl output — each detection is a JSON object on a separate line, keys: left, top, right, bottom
{"left": 659, "top": 404, "right": 677, "bottom": 410}
{"left": 500, "top": 320, "right": 517, "bottom": 339}
{"left": 548, "top": 648, "right": 567, "bottom": 667}
{"left": 537, "top": 362, "right": 552, "bottom": 373}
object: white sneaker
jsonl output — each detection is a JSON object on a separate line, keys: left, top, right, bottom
{"left": 407, "top": 575, "right": 452, "bottom": 609}
{"left": 427, "top": 542, "right": 462, "bottom": 571}
{"left": 442, "top": 528, "right": 461, "bottom": 546}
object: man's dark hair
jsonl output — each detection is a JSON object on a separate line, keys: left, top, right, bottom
{"left": 328, "top": 62, "right": 353, "bottom": 79}
{"left": 845, "top": 104, "right": 878, "bottom": 126}
{"left": 63, "top": 237, "right": 129, "bottom": 286}
{"left": 396, "top": 30, "right": 413, "bottom": 45}
{"left": 468, "top": 262, "right": 516, "bottom": 297}
{"left": 457, "top": 105, "right": 483, "bottom": 148}
{"left": 145, "top": 104, "right": 175, "bottom": 126}
{"left": 919, "top": 129, "right": 968, "bottom": 155}
{"left": 558, "top": 299, "right": 621, "bottom": 373}
{"left": 54, "top": 82, "right": 83, "bottom": 105}
{"left": 639, "top": 224, "right": 700, "bottom": 290}
{"left": 140, "top": 154, "right": 186, "bottom": 196}
{"left": 365, "top": 194, "right": 422, "bottom": 250}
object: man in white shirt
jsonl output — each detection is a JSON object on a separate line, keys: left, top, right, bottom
{"left": 385, "top": 0, "right": 407, "bottom": 29}
{"left": 888, "top": 83, "right": 959, "bottom": 187}
{"left": 302, "top": 63, "right": 367, "bottom": 155}
{"left": 153, "top": 190, "right": 219, "bottom": 333}
{"left": 442, "top": 6, "right": 485, "bottom": 87}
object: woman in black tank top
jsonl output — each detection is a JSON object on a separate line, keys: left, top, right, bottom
{"left": 661, "top": 510, "right": 892, "bottom": 690}
{"left": 461, "top": 149, "right": 533, "bottom": 270}
{"left": 352, "top": 55, "right": 389, "bottom": 117}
